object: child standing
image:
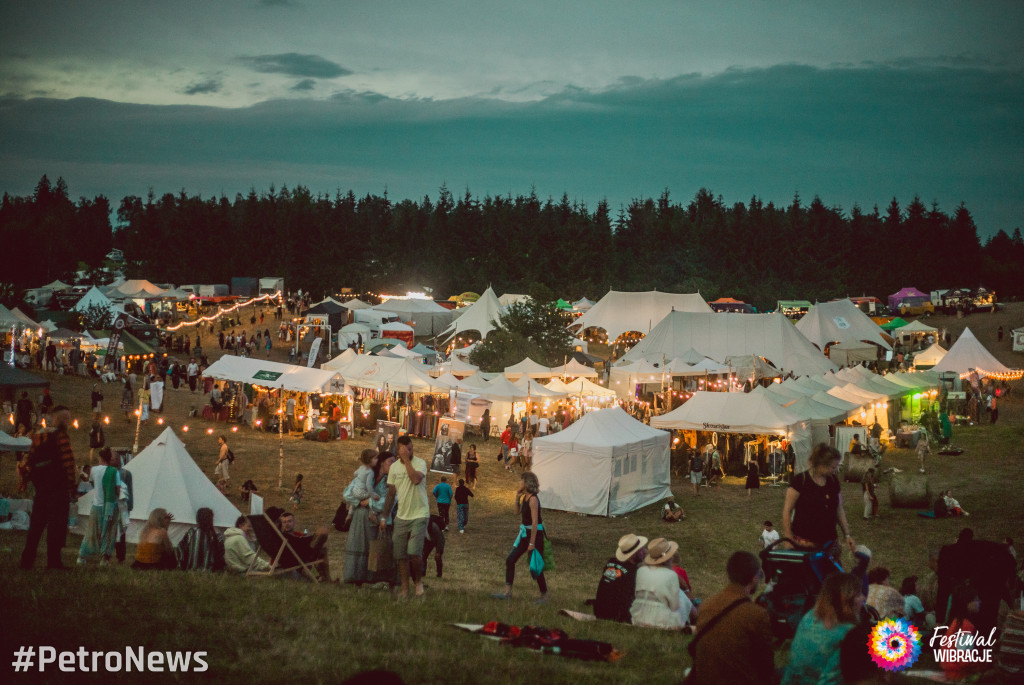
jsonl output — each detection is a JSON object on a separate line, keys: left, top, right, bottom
{"left": 760, "top": 520, "right": 780, "bottom": 549}
{"left": 454, "top": 478, "right": 474, "bottom": 534}
{"left": 344, "top": 449, "right": 380, "bottom": 526}
{"left": 288, "top": 474, "right": 304, "bottom": 506}
{"left": 433, "top": 476, "right": 454, "bottom": 531}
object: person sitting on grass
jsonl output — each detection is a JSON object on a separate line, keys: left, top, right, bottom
{"left": 132, "top": 508, "right": 178, "bottom": 570}
{"left": 223, "top": 516, "right": 269, "bottom": 574}
{"left": 176, "top": 506, "right": 225, "bottom": 572}
{"left": 943, "top": 490, "right": 970, "bottom": 517}
{"left": 662, "top": 496, "right": 685, "bottom": 523}
{"left": 630, "top": 537, "right": 693, "bottom": 630}
{"left": 592, "top": 533, "right": 648, "bottom": 623}
{"left": 782, "top": 573, "right": 865, "bottom": 685}
{"left": 239, "top": 479, "right": 258, "bottom": 502}
{"left": 866, "top": 566, "right": 905, "bottom": 619}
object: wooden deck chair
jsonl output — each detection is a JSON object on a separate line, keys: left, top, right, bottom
{"left": 245, "top": 513, "right": 323, "bottom": 582}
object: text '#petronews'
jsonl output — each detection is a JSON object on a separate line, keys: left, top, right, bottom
{"left": 11, "top": 646, "right": 208, "bottom": 673}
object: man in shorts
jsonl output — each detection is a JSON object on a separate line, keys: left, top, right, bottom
{"left": 379, "top": 435, "right": 429, "bottom": 598}
{"left": 689, "top": 451, "right": 704, "bottom": 496}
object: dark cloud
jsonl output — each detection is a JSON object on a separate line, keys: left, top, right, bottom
{"left": 258, "top": 0, "right": 299, "bottom": 6}
{"left": 239, "top": 53, "right": 350, "bottom": 79}
{"left": 1, "top": 63, "right": 1020, "bottom": 235}
{"left": 291, "top": 79, "right": 316, "bottom": 92}
{"left": 182, "top": 79, "right": 222, "bottom": 95}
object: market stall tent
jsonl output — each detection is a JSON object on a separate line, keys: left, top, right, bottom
{"left": 203, "top": 356, "right": 347, "bottom": 394}
{"left": 651, "top": 391, "right": 812, "bottom": 472}
{"left": 531, "top": 407, "right": 672, "bottom": 516}
{"left": 504, "top": 357, "right": 554, "bottom": 379}
{"left": 75, "top": 428, "right": 241, "bottom": 544}
{"left": 374, "top": 298, "right": 454, "bottom": 337}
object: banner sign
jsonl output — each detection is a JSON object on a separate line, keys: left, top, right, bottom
{"left": 104, "top": 314, "right": 127, "bottom": 366}
{"left": 252, "top": 370, "right": 283, "bottom": 381}
{"left": 430, "top": 418, "right": 465, "bottom": 474}
{"left": 307, "top": 337, "right": 322, "bottom": 367}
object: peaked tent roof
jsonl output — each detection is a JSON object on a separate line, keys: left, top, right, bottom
{"left": 504, "top": 357, "right": 554, "bottom": 379}
{"left": 880, "top": 317, "right": 909, "bottom": 332}
{"left": 621, "top": 311, "right": 836, "bottom": 378}
{"left": 650, "top": 390, "right": 804, "bottom": 435}
{"left": 158, "top": 288, "right": 192, "bottom": 301}
{"left": 323, "top": 348, "right": 358, "bottom": 371}
{"left": 888, "top": 287, "right": 929, "bottom": 310}
{"left": 341, "top": 298, "right": 373, "bottom": 310}
{"left": 441, "top": 286, "right": 504, "bottom": 341}
{"left": 512, "top": 376, "right": 565, "bottom": 398}
{"left": 498, "top": 293, "right": 529, "bottom": 307}
{"left": 10, "top": 307, "right": 40, "bottom": 328}
{"left": 307, "top": 298, "right": 349, "bottom": 315}
{"left": 913, "top": 342, "right": 947, "bottom": 367}
{"left": 572, "top": 297, "right": 596, "bottom": 312}
{"left": 893, "top": 319, "right": 938, "bottom": 334}
{"left": 72, "top": 286, "right": 120, "bottom": 316}
{"left": 558, "top": 377, "right": 616, "bottom": 398}
{"left": 795, "top": 298, "right": 891, "bottom": 351}
{"left": 541, "top": 406, "right": 667, "bottom": 447}
{"left": 77, "top": 428, "right": 241, "bottom": 544}
{"left": 931, "top": 327, "right": 1021, "bottom": 378}
{"left": 108, "top": 279, "right": 166, "bottom": 299}
{"left": 569, "top": 290, "right": 713, "bottom": 341}
{"left": 0, "top": 365, "right": 50, "bottom": 389}
{"left": 474, "top": 374, "right": 536, "bottom": 402}
{"left": 203, "top": 356, "right": 347, "bottom": 394}
{"left": 40, "top": 279, "right": 73, "bottom": 291}
{"left": 548, "top": 358, "right": 599, "bottom": 378}
{"left": 781, "top": 394, "right": 853, "bottom": 424}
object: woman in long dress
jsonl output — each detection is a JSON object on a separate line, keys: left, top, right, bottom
{"left": 745, "top": 454, "right": 760, "bottom": 497}
{"left": 343, "top": 452, "right": 394, "bottom": 585}
{"left": 77, "top": 448, "right": 124, "bottom": 565}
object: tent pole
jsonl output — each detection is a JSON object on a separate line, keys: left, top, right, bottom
{"left": 278, "top": 384, "right": 284, "bottom": 489}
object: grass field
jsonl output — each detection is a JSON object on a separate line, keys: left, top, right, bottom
{"left": 1, "top": 303, "right": 1022, "bottom": 684}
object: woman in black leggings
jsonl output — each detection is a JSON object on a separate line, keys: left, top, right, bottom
{"left": 492, "top": 471, "right": 548, "bottom": 604}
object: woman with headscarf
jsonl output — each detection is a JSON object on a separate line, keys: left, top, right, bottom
{"left": 77, "top": 447, "right": 124, "bottom": 565}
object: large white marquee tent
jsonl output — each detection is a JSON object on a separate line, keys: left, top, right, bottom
{"left": 532, "top": 407, "right": 672, "bottom": 516}
{"left": 569, "top": 290, "right": 713, "bottom": 342}
{"left": 795, "top": 299, "right": 892, "bottom": 351}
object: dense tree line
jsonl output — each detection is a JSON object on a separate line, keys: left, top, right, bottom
{"left": 3, "top": 177, "right": 1024, "bottom": 312}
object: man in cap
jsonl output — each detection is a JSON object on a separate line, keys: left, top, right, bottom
{"left": 592, "top": 533, "right": 648, "bottom": 623}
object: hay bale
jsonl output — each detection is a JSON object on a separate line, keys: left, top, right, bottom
{"left": 888, "top": 474, "right": 931, "bottom": 508}
{"left": 842, "top": 454, "right": 875, "bottom": 482}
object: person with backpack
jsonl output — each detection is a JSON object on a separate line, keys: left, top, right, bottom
{"left": 689, "top": 451, "right": 705, "bottom": 496}
{"left": 88, "top": 416, "right": 105, "bottom": 463}
{"left": 19, "top": 405, "right": 78, "bottom": 570}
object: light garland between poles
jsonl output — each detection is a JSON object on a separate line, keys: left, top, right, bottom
{"left": 164, "top": 291, "right": 282, "bottom": 331}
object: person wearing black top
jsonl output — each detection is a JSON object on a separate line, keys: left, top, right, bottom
{"left": 593, "top": 533, "right": 648, "bottom": 622}
{"left": 782, "top": 444, "right": 856, "bottom": 554}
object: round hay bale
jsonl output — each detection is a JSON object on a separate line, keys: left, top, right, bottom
{"left": 888, "top": 474, "right": 931, "bottom": 508}
{"left": 842, "top": 455, "right": 875, "bottom": 482}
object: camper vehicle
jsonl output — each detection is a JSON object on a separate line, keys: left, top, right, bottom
{"left": 848, "top": 296, "right": 885, "bottom": 316}
{"left": 353, "top": 309, "right": 401, "bottom": 336}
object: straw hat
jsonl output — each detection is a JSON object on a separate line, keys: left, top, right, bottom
{"left": 644, "top": 537, "right": 679, "bottom": 566}
{"left": 615, "top": 533, "right": 649, "bottom": 562}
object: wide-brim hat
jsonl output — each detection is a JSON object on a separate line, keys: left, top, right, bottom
{"left": 644, "top": 537, "right": 679, "bottom": 566}
{"left": 615, "top": 533, "right": 649, "bottom": 562}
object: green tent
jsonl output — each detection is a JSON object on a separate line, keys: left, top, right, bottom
{"left": 554, "top": 298, "right": 573, "bottom": 310}
{"left": 880, "top": 317, "right": 909, "bottom": 332}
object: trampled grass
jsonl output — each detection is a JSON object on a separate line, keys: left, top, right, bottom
{"left": 2, "top": 306, "right": 1023, "bottom": 683}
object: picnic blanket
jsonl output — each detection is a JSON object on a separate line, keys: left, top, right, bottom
{"left": 451, "top": 622, "right": 622, "bottom": 662}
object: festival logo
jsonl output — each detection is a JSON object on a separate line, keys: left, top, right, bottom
{"left": 867, "top": 618, "right": 922, "bottom": 672}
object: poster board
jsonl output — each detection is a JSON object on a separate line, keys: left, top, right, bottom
{"left": 430, "top": 418, "right": 465, "bottom": 474}
{"left": 374, "top": 421, "right": 401, "bottom": 457}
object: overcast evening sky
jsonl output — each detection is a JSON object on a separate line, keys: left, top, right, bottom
{"left": 1, "top": 0, "right": 1022, "bottom": 236}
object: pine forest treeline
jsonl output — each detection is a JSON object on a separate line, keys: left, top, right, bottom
{"left": 3, "top": 177, "right": 1024, "bottom": 312}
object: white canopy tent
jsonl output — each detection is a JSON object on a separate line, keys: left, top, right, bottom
{"left": 651, "top": 391, "right": 813, "bottom": 472}
{"left": 504, "top": 357, "right": 554, "bottom": 379}
{"left": 441, "top": 286, "right": 505, "bottom": 341}
{"left": 931, "top": 327, "right": 1022, "bottom": 380}
{"left": 552, "top": 377, "right": 617, "bottom": 400}
{"left": 203, "top": 357, "right": 347, "bottom": 394}
{"left": 913, "top": 342, "right": 947, "bottom": 369}
{"left": 548, "top": 358, "right": 599, "bottom": 378}
{"left": 374, "top": 298, "right": 455, "bottom": 337}
{"left": 75, "top": 428, "right": 241, "bottom": 544}
{"left": 621, "top": 311, "right": 837, "bottom": 378}
{"left": 569, "top": 290, "right": 712, "bottom": 342}
{"left": 795, "top": 299, "right": 891, "bottom": 351}
{"left": 532, "top": 407, "right": 672, "bottom": 516}
{"left": 72, "top": 286, "right": 121, "bottom": 318}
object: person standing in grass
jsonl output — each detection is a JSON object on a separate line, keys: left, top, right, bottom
{"left": 379, "top": 436, "right": 429, "bottom": 598}
{"left": 432, "top": 476, "right": 453, "bottom": 531}
{"left": 464, "top": 444, "right": 480, "bottom": 487}
{"left": 77, "top": 447, "right": 123, "bottom": 566}
{"left": 454, "top": 478, "right": 473, "bottom": 533}
{"left": 492, "top": 471, "right": 548, "bottom": 604}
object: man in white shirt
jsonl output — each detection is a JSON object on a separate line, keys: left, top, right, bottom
{"left": 187, "top": 359, "right": 199, "bottom": 393}
{"left": 380, "top": 435, "right": 429, "bottom": 598}
{"left": 537, "top": 414, "right": 550, "bottom": 436}
{"left": 759, "top": 520, "right": 780, "bottom": 549}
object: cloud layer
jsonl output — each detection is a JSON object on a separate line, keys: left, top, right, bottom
{"left": 239, "top": 53, "right": 351, "bottom": 79}
{"left": 0, "top": 63, "right": 1020, "bottom": 236}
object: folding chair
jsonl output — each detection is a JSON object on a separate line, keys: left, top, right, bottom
{"left": 245, "top": 513, "right": 323, "bottom": 582}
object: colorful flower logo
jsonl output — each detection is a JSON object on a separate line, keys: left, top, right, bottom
{"left": 867, "top": 618, "right": 922, "bottom": 672}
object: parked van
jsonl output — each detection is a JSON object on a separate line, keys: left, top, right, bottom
{"left": 352, "top": 309, "right": 400, "bottom": 336}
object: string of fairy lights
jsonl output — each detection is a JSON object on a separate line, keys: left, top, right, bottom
{"left": 163, "top": 291, "right": 282, "bottom": 332}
